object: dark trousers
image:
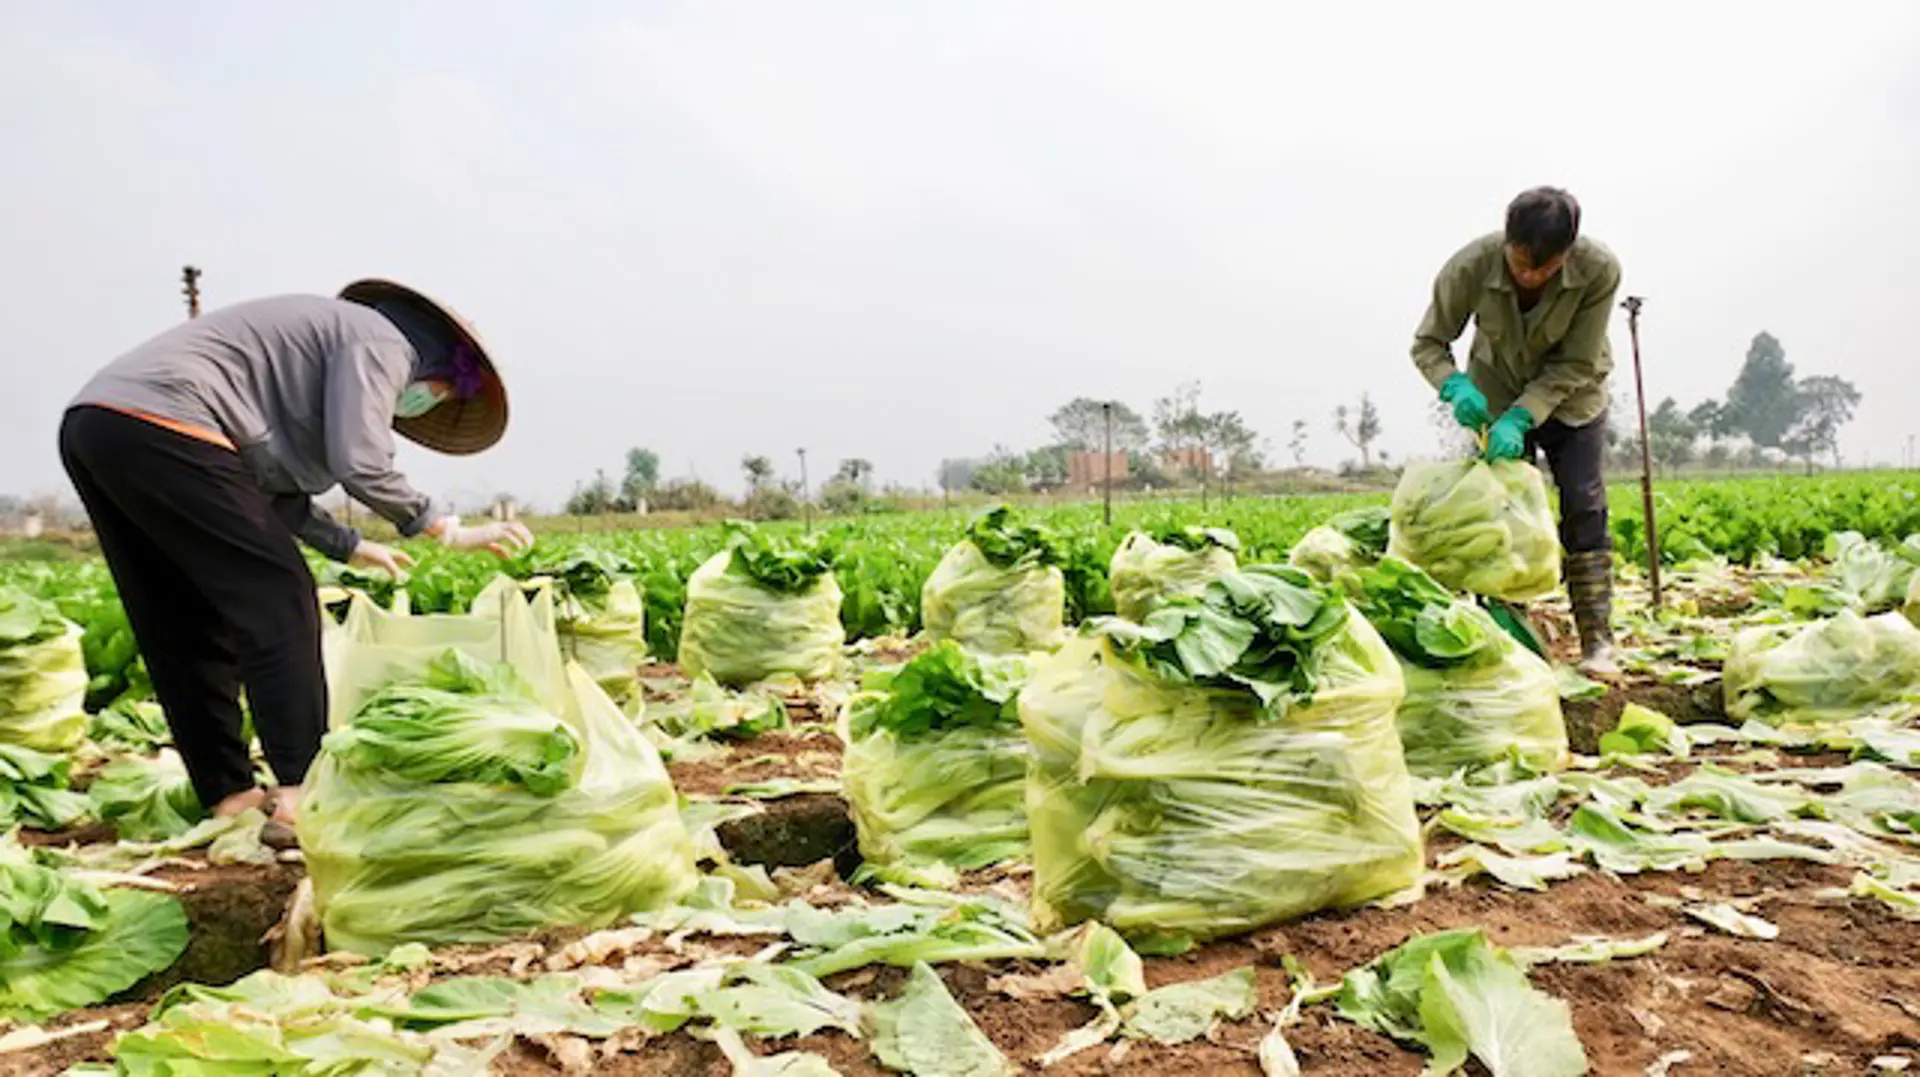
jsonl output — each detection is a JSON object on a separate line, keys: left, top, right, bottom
{"left": 1527, "top": 412, "right": 1611, "bottom": 555}
{"left": 59, "top": 406, "right": 326, "bottom": 808}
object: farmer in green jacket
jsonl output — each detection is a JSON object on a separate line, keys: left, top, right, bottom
{"left": 1412, "top": 186, "right": 1623, "bottom": 674}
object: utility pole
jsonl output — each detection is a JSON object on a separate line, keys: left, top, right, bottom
{"left": 1102, "top": 402, "right": 1114, "bottom": 527}
{"left": 181, "top": 266, "right": 202, "bottom": 318}
{"left": 796, "top": 448, "right": 812, "bottom": 532}
{"left": 1623, "top": 296, "right": 1662, "bottom": 608}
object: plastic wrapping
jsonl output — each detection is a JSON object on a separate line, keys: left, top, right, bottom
{"left": 839, "top": 644, "right": 1032, "bottom": 878}
{"left": 559, "top": 578, "right": 648, "bottom": 711}
{"left": 921, "top": 543, "right": 1066, "bottom": 655}
{"left": 1021, "top": 621, "right": 1421, "bottom": 945}
{"left": 1109, "top": 531, "right": 1238, "bottom": 622}
{"left": 1723, "top": 610, "right": 1920, "bottom": 727}
{"left": 1395, "top": 646, "right": 1566, "bottom": 777}
{"left": 301, "top": 577, "right": 697, "bottom": 955}
{"left": 1289, "top": 508, "right": 1390, "bottom": 584}
{"left": 0, "top": 589, "right": 88, "bottom": 752}
{"left": 679, "top": 551, "right": 846, "bottom": 686}
{"left": 1826, "top": 531, "right": 1920, "bottom": 614}
{"left": 1387, "top": 460, "right": 1561, "bottom": 602}
{"left": 1339, "top": 558, "right": 1566, "bottom": 776}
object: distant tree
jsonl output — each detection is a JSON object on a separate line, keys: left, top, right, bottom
{"left": 1687, "top": 400, "right": 1728, "bottom": 442}
{"left": 622, "top": 447, "right": 660, "bottom": 503}
{"left": 1021, "top": 445, "right": 1069, "bottom": 490}
{"left": 741, "top": 455, "right": 775, "bottom": 493}
{"left": 1049, "top": 398, "right": 1149, "bottom": 451}
{"left": 833, "top": 458, "right": 875, "bottom": 488}
{"left": 1334, "top": 394, "right": 1383, "bottom": 469}
{"left": 565, "top": 470, "right": 618, "bottom": 516}
{"left": 1702, "top": 442, "right": 1733, "bottom": 470}
{"left": 820, "top": 479, "right": 870, "bottom": 516}
{"left": 1199, "top": 411, "right": 1259, "bottom": 495}
{"left": 1153, "top": 382, "right": 1208, "bottom": 460}
{"left": 971, "top": 446, "right": 1030, "bottom": 495}
{"left": 936, "top": 458, "right": 978, "bottom": 494}
{"left": 1646, "top": 397, "right": 1698, "bottom": 472}
{"left": 651, "top": 478, "right": 722, "bottom": 512}
{"left": 1126, "top": 451, "right": 1170, "bottom": 489}
{"left": 1783, "top": 375, "right": 1862, "bottom": 470}
{"left": 1723, "top": 332, "right": 1799, "bottom": 449}
{"left": 1287, "top": 419, "right": 1309, "bottom": 468}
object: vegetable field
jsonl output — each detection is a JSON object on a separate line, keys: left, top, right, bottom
{"left": 2, "top": 471, "right": 1919, "bottom": 1076}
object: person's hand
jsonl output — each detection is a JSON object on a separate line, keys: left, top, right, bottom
{"left": 436, "top": 518, "right": 535, "bottom": 558}
{"left": 348, "top": 540, "right": 415, "bottom": 577}
{"left": 1438, "top": 372, "right": 1491, "bottom": 431}
{"left": 1485, "top": 407, "right": 1535, "bottom": 462}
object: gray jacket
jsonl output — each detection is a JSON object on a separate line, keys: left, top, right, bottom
{"left": 71, "top": 295, "right": 448, "bottom": 561}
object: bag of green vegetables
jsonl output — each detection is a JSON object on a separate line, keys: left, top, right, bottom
{"left": 0, "top": 587, "right": 88, "bottom": 752}
{"left": 1109, "top": 526, "right": 1239, "bottom": 622}
{"left": 1289, "top": 506, "right": 1391, "bottom": 583}
{"left": 679, "top": 522, "right": 846, "bottom": 686}
{"left": 1387, "top": 460, "right": 1561, "bottom": 602}
{"left": 1021, "top": 565, "right": 1421, "bottom": 948}
{"left": 921, "top": 506, "right": 1067, "bottom": 655}
{"left": 840, "top": 641, "right": 1033, "bottom": 884}
{"left": 301, "top": 580, "right": 697, "bottom": 955}
{"left": 1340, "top": 558, "right": 1566, "bottom": 776}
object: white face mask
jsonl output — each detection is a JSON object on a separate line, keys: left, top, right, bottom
{"left": 394, "top": 381, "right": 450, "bottom": 419}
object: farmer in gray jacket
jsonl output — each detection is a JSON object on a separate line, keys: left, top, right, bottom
{"left": 61, "top": 279, "right": 533, "bottom": 836}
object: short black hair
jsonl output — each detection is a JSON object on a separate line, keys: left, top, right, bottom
{"left": 1505, "top": 187, "right": 1581, "bottom": 264}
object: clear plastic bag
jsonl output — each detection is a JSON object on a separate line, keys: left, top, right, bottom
{"left": 1723, "top": 610, "right": 1920, "bottom": 727}
{"left": 679, "top": 551, "right": 846, "bottom": 686}
{"left": 0, "top": 589, "right": 87, "bottom": 752}
{"left": 1109, "top": 532, "right": 1238, "bottom": 622}
{"left": 920, "top": 541, "right": 1067, "bottom": 655}
{"left": 1021, "top": 623, "right": 1421, "bottom": 946}
{"left": 558, "top": 578, "right": 648, "bottom": 711}
{"left": 1387, "top": 460, "right": 1561, "bottom": 602}
{"left": 301, "top": 577, "right": 697, "bottom": 955}
{"left": 839, "top": 645, "right": 1032, "bottom": 879}
{"left": 1395, "top": 642, "right": 1567, "bottom": 777}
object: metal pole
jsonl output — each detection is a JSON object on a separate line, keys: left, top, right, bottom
{"left": 1623, "top": 296, "right": 1662, "bottom": 608}
{"left": 1102, "top": 402, "right": 1114, "bottom": 527}
{"left": 796, "top": 448, "right": 812, "bottom": 532}
{"left": 181, "top": 266, "right": 202, "bottom": 318}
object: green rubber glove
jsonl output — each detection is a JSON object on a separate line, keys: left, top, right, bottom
{"left": 1438, "top": 372, "right": 1491, "bottom": 430}
{"left": 1485, "top": 407, "right": 1535, "bottom": 461}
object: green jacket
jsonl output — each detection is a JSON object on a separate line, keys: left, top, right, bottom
{"left": 1412, "top": 232, "right": 1622, "bottom": 427}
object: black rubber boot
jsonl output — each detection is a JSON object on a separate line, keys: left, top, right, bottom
{"left": 1565, "top": 550, "right": 1619, "bottom": 676}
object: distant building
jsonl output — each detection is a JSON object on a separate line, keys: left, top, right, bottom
{"left": 1068, "top": 451, "right": 1129, "bottom": 489}
{"left": 1159, "top": 446, "right": 1212, "bottom": 476}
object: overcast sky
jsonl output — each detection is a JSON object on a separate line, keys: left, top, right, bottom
{"left": 3, "top": 1, "right": 1916, "bottom": 509}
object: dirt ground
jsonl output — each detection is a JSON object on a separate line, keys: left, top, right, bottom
{"left": 9, "top": 668, "right": 1920, "bottom": 1077}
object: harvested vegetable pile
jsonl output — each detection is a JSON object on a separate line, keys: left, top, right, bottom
{"left": 839, "top": 641, "right": 1033, "bottom": 884}
{"left": 1022, "top": 565, "right": 1422, "bottom": 947}
{"left": 1388, "top": 460, "right": 1561, "bottom": 601}
{"left": 680, "top": 522, "right": 846, "bottom": 686}
{"left": 0, "top": 587, "right": 88, "bottom": 752}
{"left": 301, "top": 584, "right": 697, "bottom": 955}
{"left": 1341, "top": 557, "right": 1567, "bottom": 776}
{"left": 1109, "top": 525, "right": 1239, "bottom": 622}
{"left": 920, "top": 505, "right": 1067, "bottom": 655}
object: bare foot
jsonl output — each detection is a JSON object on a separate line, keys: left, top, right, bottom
{"left": 212, "top": 787, "right": 270, "bottom": 818}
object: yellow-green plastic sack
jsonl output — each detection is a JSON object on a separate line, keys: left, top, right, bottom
{"left": 679, "top": 551, "right": 845, "bottom": 687}
{"left": 559, "top": 578, "right": 648, "bottom": 711}
{"left": 0, "top": 588, "right": 87, "bottom": 752}
{"left": 1109, "top": 531, "right": 1238, "bottom": 622}
{"left": 302, "top": 577, "right": 697, "bottom": 955}
{"left": 1387, "top": 459, "right": 1561, "bottom": 602}
{"left": 1021, "top": 623, "right": 1421, "bottom": 946}
{"left": 839, "top": 643, "right": 1032, "bottom": 883}
{"left": 1723, "top": 610, "right": 1920, "bottom": 727}
{"left": 921, "top": 541, "right": 1066, "bottom": 655}
{"left": 1396, "top": 642, "right": 1566, "bottom": 777}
